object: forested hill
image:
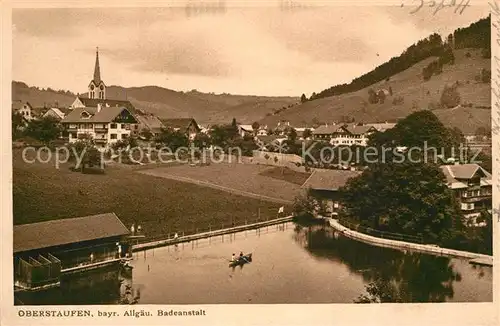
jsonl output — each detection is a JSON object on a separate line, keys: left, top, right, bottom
{"left": 304, "top": 15, "right": 490, "bottom": 102}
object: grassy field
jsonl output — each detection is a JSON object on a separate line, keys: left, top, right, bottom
{"left": 138, "top": 162, "right": 302, "bottom": 203}
{"left": 12, "top": 149, "right": 287, "bottom": 240}
{"left": 258, "top": 167, "right": 311, "bottom": 186}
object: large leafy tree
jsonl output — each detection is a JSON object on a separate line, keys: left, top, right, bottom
{"left": 340, "top": 161, "right": 461, "bottom": 243}
{"left": 368, "top": 110, "right": 462, "bottom": 160}
{"left": 155, "top": 128, "right": 189, "bottom": 151}
{"left": 24, "top": 116, "right": 62, "bottom": 144}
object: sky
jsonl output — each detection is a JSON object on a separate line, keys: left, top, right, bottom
{"left": 12, "top": 3, "right": 490, "bottom": 97}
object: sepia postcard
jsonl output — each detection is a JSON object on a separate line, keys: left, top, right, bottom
{"left": 1, "top": 0, "right": 499, "bottom": 325}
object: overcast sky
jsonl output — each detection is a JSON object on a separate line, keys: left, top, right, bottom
{"left": 12, "top": 4, "right": 489, "bottom": 96}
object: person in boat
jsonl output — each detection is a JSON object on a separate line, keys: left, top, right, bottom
{"left": 231, "top": 253, "right": 236, "bottom": 262}
{"left": 239, "top": 251, "right": 244, "bottom": 258}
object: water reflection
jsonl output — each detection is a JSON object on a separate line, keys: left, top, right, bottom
{"left": 14, "top": 264, "right": 138, "bottom": 305}
{"left": 294, "top": 225, "right": 464, "bottom": 303}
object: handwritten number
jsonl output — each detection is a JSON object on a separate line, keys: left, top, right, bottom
{"left": 455, "top": 0, "right": 470, "bottom": 14}
{"left": 409, "top": 0, "right": 424, "bottom": 13}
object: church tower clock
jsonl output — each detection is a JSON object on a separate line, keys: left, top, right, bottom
{"left": 88, "top": 47, "right": 106, "bottom": 99}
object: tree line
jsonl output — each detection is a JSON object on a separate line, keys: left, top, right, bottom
{"left": 301, "top": 16, "right": 490, "bottom": 102}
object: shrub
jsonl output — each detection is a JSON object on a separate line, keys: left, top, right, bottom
{"left": 465, "top": 52, "right": 471, "bottom": 58}
{"left": 440, "top": 85, "right": 461, "bottom": 108}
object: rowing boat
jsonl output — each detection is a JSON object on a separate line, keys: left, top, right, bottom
{"left": 229, "top": 253, "right": 252, "bottom": 267}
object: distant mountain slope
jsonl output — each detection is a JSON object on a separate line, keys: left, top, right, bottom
{"left": 12, "top": 81, "right": 298, "bottom": 125}
{"left": 260, "top": 48, "right": 491, "bottom": 135}
{"left": 12, "top": 81, "right": 76, "bottom": 108}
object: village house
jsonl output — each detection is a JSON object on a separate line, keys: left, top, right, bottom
{"left": 313, "top": 123, "right": 378, "bottom": 146}
{"left": 160, "top": 118, "right": 201, "bottom": 140}
{"left": 274, "top": 121, "right": 291, "bottom": 136}
{"left": 301, "top": 169, "right": 362, "bottom": 217}
{"left": 13, "top": 213, "right": 130, "bottom": 291}
{"left": 237, "top": 124, "right": 254, "bottom": 138}
{"left": 440, "top": 164, "right": 492, "bottom": 227}
{"left": 65, "top": 48, "right": 169, "bottom": 139}
{"left": 62, "top": 104, "right": 138, "bottom": 150}
{"left": 12, "top": 100, "right": 34, "bottom": 122}
{"left": 135, "top": 114, "right": 164, "bottom": 138}
{"left": 42, "top": 107, "right": 71, "bottom": 121}
{"left": 257, "top": 125, "right": 268, "bottom": 136}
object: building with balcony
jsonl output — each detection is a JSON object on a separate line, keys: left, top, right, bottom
{"left": 62, "top": 104, "right": 138, "bottom": 150}
{"left": 313, "top": 123, "right": 379, "bottom": 146}
{"left": 440, "top": 164, "right": 492, "bottom": 227}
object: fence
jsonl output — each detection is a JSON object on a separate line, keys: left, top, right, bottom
{"left": 131, "top": 216, "right": 293, "bottom": 251}
{"left": 135, "top": 215, "right": 290, "bottom": 245}
{"left": 338, "top": 218, "right": 424, "bottom": 244}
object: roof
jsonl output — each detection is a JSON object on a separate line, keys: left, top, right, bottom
{"left": 62, "top": 106, "right": 137, "bottom": 124}
{"left": 440, "top": 164, "right": 492, "bottom": 187}
{"left": 343, "top": 124, "right": 376, "bottom": 135}
{"left": 312, "top": 124, "right": 343, "bottom": 135}
{"left": 76, "top": 96, "right": 137, "bottom": 113}
{"left": 135, "top": 114, "right": 164, "bottom": 132}
{"left": 12, "top": 100, "right": 32, "bottom": 111}
{"left": 365, "top": 123, "right": 396, "bottom": 132}
{"left": 43, "top": 108, "right": 66, "bottom": 119}
{"left": 14, "top": 213, "right": 130, "bottom": 253}
{"left": 302, "top": 169, "right": 362, "bottom": 191}
{"left": 160, "top": 118, "right": 199, "bottom": 131}
{"left": 238, "top": 124, "right": 254, "bottom": 131}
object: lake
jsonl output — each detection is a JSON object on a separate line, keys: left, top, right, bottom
{"left": 15, "top": 222, "right": 492, "bottom": 304}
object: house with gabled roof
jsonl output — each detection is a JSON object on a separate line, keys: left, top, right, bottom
{"left": 313, "top": 123, "right": 378, "bottom": 146}
{"left": 62, "top": 104, "right": 138, "bottom": 150}
{"left": 12, "top": 100, "right": 34, "bottom": 122}
{"left": 440, "top": 163, "right": 492, "bottom": 226}
{"left": 160, "top": 118, "right": 200, "bottom": 140}
{"left": 301, "top": 169, "right": 361, "bottom": 217}
{"left": 42, "top": 107, "right": 72, "bottom": 121}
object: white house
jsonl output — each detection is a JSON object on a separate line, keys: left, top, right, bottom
{"left": 61, "top": 104, "right": 138, "bottom": 151}
{"left": 12, "top": 101, "right": 34, "bottom": 122}
{"left": 237, "top": 124, "right": 254, "bottom": 138}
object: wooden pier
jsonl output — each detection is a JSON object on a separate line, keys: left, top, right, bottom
{"left": 132, "top": 216, "right": 293, "bottom": 252}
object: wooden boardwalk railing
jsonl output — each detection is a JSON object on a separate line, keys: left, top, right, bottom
{"left": 132, "top": 216, "right": 293, "bottom": 252}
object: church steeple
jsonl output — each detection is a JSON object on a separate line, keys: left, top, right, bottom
{"left": 88, "top": 47, "right": 106, "bottom": 100}
{"left": 93, "top": 47, "right": 101, "bottom": 85}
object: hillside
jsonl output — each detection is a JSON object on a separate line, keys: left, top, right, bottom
{"left": 260, "top": 48, "right": 491, "bottom": 135}
{"left": 12, "top": 82, "right": 298, "bottom": 125}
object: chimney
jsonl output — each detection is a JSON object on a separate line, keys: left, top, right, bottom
{"left": 97, "top": 103, "right": 102, "bottom": 113}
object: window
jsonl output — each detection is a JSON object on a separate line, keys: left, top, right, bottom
{"left": 121, "top": 124, "right": 126, "bottom": 129}
{"left": 134, "top": 125, "right": 139, "bottom": 130}
{"left": 110, "top": 134, "right": 117, "bottom": 139}
{"left": 122, "top": 134, "right": 128, "bottom": 139}
{"left": 110, "top": 123, "right": 117, "bottom": 129}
